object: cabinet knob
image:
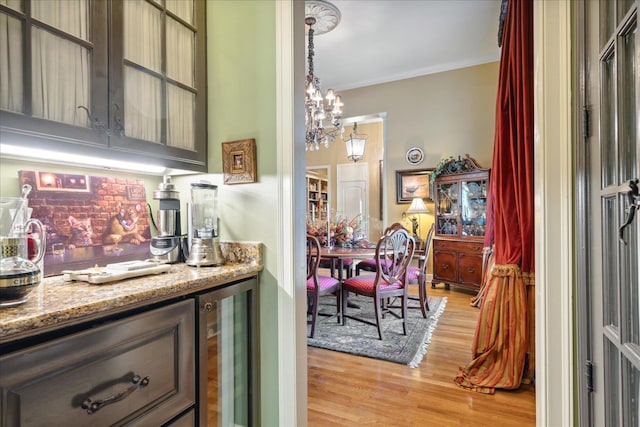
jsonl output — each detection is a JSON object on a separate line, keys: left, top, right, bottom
{"left": 442, "top": 264, "right": 449, "bottom": 270}
{"left": 467, "top": 267, "right": 476, "bottom": 273}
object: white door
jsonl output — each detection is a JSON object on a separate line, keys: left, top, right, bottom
{"left": 337, "top": 162, "right": 369, "bottom": 238}
{"left": 582, "top": 0, "right": 639, "bottom": 425}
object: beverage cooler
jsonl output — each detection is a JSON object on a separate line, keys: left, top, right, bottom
{"left": 197, "top": 277, "right": 259, "bottom": 426}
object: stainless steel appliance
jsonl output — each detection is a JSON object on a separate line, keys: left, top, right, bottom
{"left": 150, "top": 176, "right": 184, "bottom": 263}
{"left": 186, "top": 182, "right": 224, "bottom": 267}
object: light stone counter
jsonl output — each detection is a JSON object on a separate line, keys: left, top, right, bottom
{"left": 0, "top": 242, "right": 262, "bottom": 344}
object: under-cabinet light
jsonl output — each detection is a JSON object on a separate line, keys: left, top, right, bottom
{"left": 0, "top": 143, "right": 167, "bottom": 175}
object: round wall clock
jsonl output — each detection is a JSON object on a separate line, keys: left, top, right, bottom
{"left": 406, "top": 147, "right": 424, "bottom": 165}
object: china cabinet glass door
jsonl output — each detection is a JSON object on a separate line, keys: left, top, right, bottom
{"left": 460, "top": 178, "right": 488, "bottom": 237}
{"left": 435, "top": 181, "right": 458, "bottom": 235}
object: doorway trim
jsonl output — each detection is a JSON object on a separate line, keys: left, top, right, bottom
{"left": 534, "top": 0, "right": 574, "bottom": 425}
{"left": 342, "top": 112, "right": 388, "bottom": 228}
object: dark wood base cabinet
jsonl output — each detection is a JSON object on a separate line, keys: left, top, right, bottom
{"left": 0, "top": 300, "right": 196, "bottom": 426}
{"left": 0, "top": 277, "right": 260, "bottom": 427}
{"left": 432, "top": 238, "right": 484, "bottom": 292}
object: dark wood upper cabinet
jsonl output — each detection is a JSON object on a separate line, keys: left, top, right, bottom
{"left": 0, "top": 0, "right": 207, "bottom": 173}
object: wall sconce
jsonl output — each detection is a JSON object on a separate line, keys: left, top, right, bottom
{"left": 345, "top": 122, "right": 367, "bottom": 162}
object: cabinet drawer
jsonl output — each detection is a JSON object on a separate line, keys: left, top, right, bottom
{"left": 458, "top": 253, "right": 483, "bottom": 287}
{"left": 0, "top": 300, "right": 195, "bottom": 427}
{"left": 433, "top": 239, "right": 454, "bottom": 251}
{"left": 433, "top": 239, "right": 483, "bottom": 254}
{"left": 433, "top": 251, "right": 457, "bottom": 282}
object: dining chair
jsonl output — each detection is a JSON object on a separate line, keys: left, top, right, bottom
{"left": 405, "top": 223, "right": 435, "bottom": 317}
{"left": 354, "top": 222, "right": 405, "bottom": 276}
{"left": 341, "top": 228, "right": 415, "bottom": 340}
{"left": 307, "top": 234, "right": 342, "bottom": 338}
{"left": 364, "top": 223, "right": 435, "bottom": 318}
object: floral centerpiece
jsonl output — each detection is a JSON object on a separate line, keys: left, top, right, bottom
{"left": 307, "top": 212, "right": 366, "bottom": 247}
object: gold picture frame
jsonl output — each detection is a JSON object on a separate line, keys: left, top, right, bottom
{"left": 222, "top": 138, "right": 257, "bottom": 184}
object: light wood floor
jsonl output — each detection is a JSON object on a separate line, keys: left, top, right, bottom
{"left": 307, "top": 285, "right": 536, "bottom": 426}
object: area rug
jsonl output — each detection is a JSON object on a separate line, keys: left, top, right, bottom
{"left": 307, "top": 294, "right": 447, "bottom": 367}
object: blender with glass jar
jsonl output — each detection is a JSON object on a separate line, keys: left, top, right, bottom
{"left": 186, "top": 182, "right": 224, "bottom": 267}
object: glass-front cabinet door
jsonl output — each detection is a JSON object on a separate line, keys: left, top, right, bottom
{"left": 434, "top": 168, "right": 490, "bottom": 241}
{"left": 460, "top": 178, "right": 488, "bottom": 237}
{"left": 435, "top": 181, "right": 459, "bottom": 235}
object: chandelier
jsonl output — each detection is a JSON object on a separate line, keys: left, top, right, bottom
{"left": 305, "top": 0, "right": 344, "bottom": 151}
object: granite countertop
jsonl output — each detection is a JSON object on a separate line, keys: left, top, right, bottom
{"left": 0, "top": 242, "right": 263, "bottom": 344}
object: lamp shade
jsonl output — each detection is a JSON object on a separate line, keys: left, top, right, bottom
{"left": 406, "top": 197, "right": 429, "bottom": 214}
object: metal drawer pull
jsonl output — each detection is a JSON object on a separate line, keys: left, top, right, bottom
{"left": 467, "top": 267, "right": 475, "bottom": 272}
{"left": 81, "top": 374, "right": 149, "bottom": 414}
{"left": 441, "top": 264, "right": 449, "bottom": 270}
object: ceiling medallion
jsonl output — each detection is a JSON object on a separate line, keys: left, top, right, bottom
{"left": 305, "top": 0, "right": 341, "bottom": 35}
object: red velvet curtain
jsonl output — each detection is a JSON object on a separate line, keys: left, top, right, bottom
{"left": 455, "top": 0, "right": 535, "bottom": 393}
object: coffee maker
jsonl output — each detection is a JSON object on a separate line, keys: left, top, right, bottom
{"left": 185, "top": 182, "right": 224, "bottom": 267}
{"left": 150, "top": 176, "right": 184, "bottom": 263}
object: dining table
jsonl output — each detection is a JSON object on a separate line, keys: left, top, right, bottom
{"left": 319, "top": 246, "right": 377, "bottom": 281}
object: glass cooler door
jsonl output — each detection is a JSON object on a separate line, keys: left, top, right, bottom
{"left": 197, "top": 278, "right": 259, "bottom": 426}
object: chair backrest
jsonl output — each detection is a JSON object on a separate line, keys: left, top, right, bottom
{"left": 306, "top": 234, "right": 321, "bottom": 283}
{"left": 382, "top": 222, "right": 408, "bottom": 236}
{"left": 416, "top": 223, "right": 435, "bottom": 276}
{"left": 374, "top": 228, "right": 415, "bottom": 288}
{"left": 421, "top": 223, "right": 435, "bottom": 258}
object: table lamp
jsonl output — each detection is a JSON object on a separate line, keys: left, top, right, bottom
{"left": 406, "top": 197, "right": 429, "bottom": 244}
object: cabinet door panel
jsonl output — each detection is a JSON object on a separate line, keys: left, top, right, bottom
{"left": 434, "top": 250, "right": 457, "bottom": 282}
{"left": 458, "top": 253, "right": 483, "bottom": 287}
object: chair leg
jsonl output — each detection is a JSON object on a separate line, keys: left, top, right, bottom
{"left": 419, "top": 274, "right": 429, "bottom": 317}
{"left": 341, "top": 287, "right": 348, "bottom": 326}
{"left": 309, "top": 292, "right": 320, "bottom": 338}
{"left": 401, "top": 294, "right": 408, "bottom": 336}
{"left": 374, "top": 295, "right": 384, "bottom": 340}
{"left": 335, "top": 290, "right": 341, "bottom": 324}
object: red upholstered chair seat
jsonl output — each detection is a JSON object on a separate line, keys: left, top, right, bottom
{"left": 407, "top": 265, "right": 420, "bottom": 282}
{"left": 343, "top": 276, "right": 403, "bottom": 293}
{"left": 307, "top": 275, "right": 340, "bottom": 291}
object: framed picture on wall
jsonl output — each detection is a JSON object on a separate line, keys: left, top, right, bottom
{"left": 396, "top": 169, "right": 434, "bottom": 203}
{"left": 222, "top": 138, "right": 257, "bottom": 184}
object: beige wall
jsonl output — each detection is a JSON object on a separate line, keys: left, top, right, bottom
{"left": 330, "top": 61, "right": 499, "bottom": 272}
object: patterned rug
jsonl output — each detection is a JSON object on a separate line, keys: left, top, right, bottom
{"left": 307, "top": 294, "right": 447, "bottom": 367}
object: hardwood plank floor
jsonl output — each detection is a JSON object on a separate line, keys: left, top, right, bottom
{"left": 307, "top": 285, "right": 536, "bottom": 426}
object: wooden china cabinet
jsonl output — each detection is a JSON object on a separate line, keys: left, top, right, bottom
{"left": 432, "top": 156, "right": 490, "bottom": 292}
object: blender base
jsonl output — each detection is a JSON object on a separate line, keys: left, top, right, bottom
{"left": 150, "top": 236, "right": 184, "bottom": 264}
{"left": 186, "top": 238, "right": 225, "bottom": 267}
